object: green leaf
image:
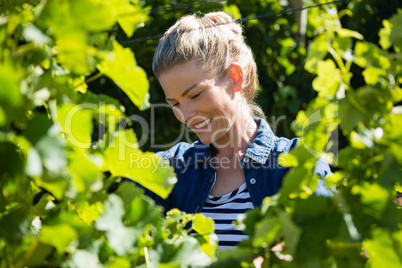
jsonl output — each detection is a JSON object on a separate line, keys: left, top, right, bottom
{"left": 22, "top": 23, "right": 51, "bottom": 45}
{"left": 102, "top": 129, "right": 176, "bottom": 199}
{"left": 338, "top": 98, "right": 366, "bottom": 133}
{"left": 169, "top": 237, "right": 213, "bottom": 266}
{"left": 39, "top": 224, "right": 78, "bottom": 254}
{"left": 0, "top": 62, "right": 22, "bottom": 106}
{"left": 362, "top": 66, "right": 387, "bottom": 85}
{"left": 67, "top": 249, "right": 103, "bottom": 268}
{"left": 278, "top": 211, "right": 301, "bottom": 255}
{"left": 106, "top": 226, "right": 138, "bottom": 255}
{"left": 22, "top": 114, "right": 53, "bottom": 145}
{"left": 67, "top": 148, "right": 103, "bottom": 193}
{"left": 364, "top": 228, "right": 402, "bottom": 268}
{"left": 36, "top": 135, "right": 67, "bottom": 173}
{"left": 54, "top": 30, "right": 93, "bottom": 75}
{"left": 25, "top": 147, "right": 43, "bottom": 177}
{"left": 95, "top": 195, "right": 138, "bottom": 255}
{"left": 379, "top": 19, "right": 392, "bottom": 50}
{"left": 97, "top": 41, "right": 150, "bottom": 110}
{"left": 252, "top": 217, "right": 281, "bottom": 248}
{"left": 312, "top": 59, "right": 339, "bottom": 98}
{"left": 336, "top": 28, "right": 363, "bottom": 40}
{"left": 354, "top": 41, "right": 390, "bottom": 70}
{"left": 96, "top": 195, "right": 125, "bottom": 232}
{"left": 115, "top": 0, "right": 147, "bottom": 38}
{"left": 70, "top": 0, "right": 116, "bottom": 31}
{"left": 351, "top": 183, "right": 389, "bottom": 214}
{"left": 57, "top": 104, "right": 93, "bottom": 149}
{"left": 0, "top": 106, "right": 5, "bottom": 126}
{"left": 192, "top": 214, "right": 214, "bottom": 235}
{"left": 388, "top": 13, "right": 402, "bottom": 51}
{"left": 305, "top": 35, "right": 329, "bottom": 73}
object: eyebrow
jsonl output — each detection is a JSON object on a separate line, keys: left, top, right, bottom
{"left": 165, "top": 83, "right": 200, "bottom": 102}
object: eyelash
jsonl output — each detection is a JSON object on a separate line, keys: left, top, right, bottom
{"left": 170, "top": 92, "right": 202, "bottom": 107}
{"left": 191, "top": 92, "right": 201, "bottom": 99}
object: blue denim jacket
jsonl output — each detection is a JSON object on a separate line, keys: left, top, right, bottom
{"left": 145, "top": 117, "right": 331, "bottom": 214}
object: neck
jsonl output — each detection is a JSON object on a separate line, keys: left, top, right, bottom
{"left": 213, "top": 106, "right": 258, "bottom": 159}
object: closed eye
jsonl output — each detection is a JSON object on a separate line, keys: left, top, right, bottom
{"left": 191, "top": 92, "right": 201, "bottom": 99}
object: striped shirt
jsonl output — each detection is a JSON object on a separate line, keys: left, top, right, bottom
{"left": 201, "top": 183, "right": 254, "bottom": 251}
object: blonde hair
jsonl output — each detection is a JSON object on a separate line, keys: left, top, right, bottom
{"left": 152, "top": 12, "right": 265, "bottom": 118}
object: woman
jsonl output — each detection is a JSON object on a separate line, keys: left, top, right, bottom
{"left": 147, "top": 11, "right": 331, "bottom": 250}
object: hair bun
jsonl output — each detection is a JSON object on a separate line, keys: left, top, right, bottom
{"left": 202, "top": 12, "right": 242, "bottom": 36}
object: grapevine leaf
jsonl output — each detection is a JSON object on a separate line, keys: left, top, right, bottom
{"left": 96, "top": 195, "right": 125, "bottom": 231}
{"left": 362, "top": 66, "right": 387, "bottom": 85}
{"left": 67, "top": 148, "right": 103, "bottom": 193}
{"left": 70, "top": 0, "right": 116, "bottom": 31}
{"left": 305, "top": 35, "right": 329, "bottom": 73}
{"left": 57, "top": 104, "right": 93, "bottom": 149}
{"left": 336, "top": 28, "right": 363, "bottom": 40}
{"left": 102, "top": 129, "right": 176, "bottom": 199}
{"left": 388, "top": 13, "right": 402, "bottom": 51}
{"left": 312, "top": 59, "right": 339, "bottom": 98}
{"left": 39, "top": 224, "right": 78, "bottom": 254}
{"left": 252, "top": 217, "right": 281, "bottom": 248}
{"left": 278, "top": 211, "right": 301, "bottom": 255}
{"left": 25, "top": 147, "right": 43, "bottom": 177}
{"left": 192, "top": 214, "right": 214, "bottom": 235}
{"left": 36, "top": 135, "right": 67, "bottom": 174}
{"left": 0, "top": 62, "right": 22, "bottom": 106}
{"left": 97, "top": 41, "right": 150, "bottom": 110}
{"left": 363, "top": 228, "right": 402, "bottom": 268}
{"left": 115, "top": 0, "right": 147, "bottom": 37}
{"left": 338, "top": 98, "right": 366, "bottom": 133}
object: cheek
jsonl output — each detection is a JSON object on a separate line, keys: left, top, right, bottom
{"left": 172, "top": 107, "right": 185, "bottom": 122}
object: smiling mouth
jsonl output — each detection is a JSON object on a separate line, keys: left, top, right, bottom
{"left": 193, "top": 118, "right": 212, "bottom": 129}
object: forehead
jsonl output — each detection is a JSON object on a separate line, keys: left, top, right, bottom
{"left": 158, "top": 62, "right": 213, "bottom": 90}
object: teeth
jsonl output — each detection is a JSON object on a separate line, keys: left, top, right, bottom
{"left": 194, "top": 118, "right": 211, "bottom": 129}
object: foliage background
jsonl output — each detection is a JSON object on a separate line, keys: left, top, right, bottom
{"left": 0, "top": 0, "right": 402, "bottom": 267}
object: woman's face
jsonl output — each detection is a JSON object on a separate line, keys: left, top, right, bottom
{"left": 158, "top": 61, "right": 240, "bottom": 146}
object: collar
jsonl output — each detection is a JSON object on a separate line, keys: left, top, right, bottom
{"left": 243, "top": 117, "right": 276, "bottom": 164}
{"left": 182, "top": 117, "right": 276, "bottom": 167}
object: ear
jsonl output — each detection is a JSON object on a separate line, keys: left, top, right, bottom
{"left": 228, "top": 63, "right": 243, "bottom": 93}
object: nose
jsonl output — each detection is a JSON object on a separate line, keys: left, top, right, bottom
{"left": 173, "top": 103, "right": 196, "bottom": 124}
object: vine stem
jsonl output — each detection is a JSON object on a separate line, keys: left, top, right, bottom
{"left": 16, "top": 241, "right": 38, "bottom": 267}
{"left": 263, "top": 247, "right": 270, "bottom": 268}
{"left": 144, "top": 246, "right": 151, "bottom": 268}
{"left": 85, "top": 72, "right": 103, "bottom": 84}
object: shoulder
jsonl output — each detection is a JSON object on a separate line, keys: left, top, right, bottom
{"left": 155, "top": 140, "right": 210, "bottom": 165}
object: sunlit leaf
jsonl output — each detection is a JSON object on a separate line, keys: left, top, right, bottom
{"left": 25, "top": 147, "right": 43, "bottom": 177}
{"left": 39, "top": 224, "right": 78, "bottom": 254}
{"left": 70, "top": 0, "right": 116, "bottom": 31}
{"left": 36, "top": 135, "right": 67, "bottom": 173}
{"left": 115, "top": 0, "right": 147, "bottom": 37}
{"left": 362, "top": 66, "right": 387, "bottom": 85}
{"left": 68, "top": 148, "right": 103, "bottom": 193}
{"left": 312, "top": 59, "right": 339, "bottom": 98}
{"left": 97, "top": 41, "right": 150, "bottom": 110}
{"left": 192, "top": 214, "right": 214, "bottom": 235}
{"left": 22, "top": 23, "right": 51, "bottom": 45}
{"left": 364, "top": 228, "right": 402, "bottom": 268}
{"left": 0, "top": 62, "right": 22, "bottom": 106}
{"left": 336, "top": 28, "right": 363, "bottom": 40}
{"left": 57, "top": 104, "right": 93, "bottom": 149}
{"left": 305, "top": 35, "right": 329, "bottom": 73}
{"left": 102, "top": 129, "right": 176, "bottom": 199}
